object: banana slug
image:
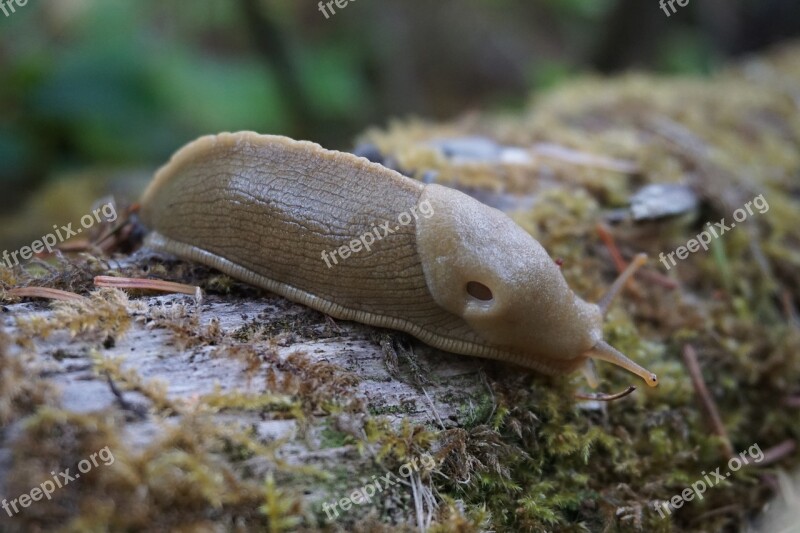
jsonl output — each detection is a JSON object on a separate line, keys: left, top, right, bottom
{"left": 140, "top": 132, "right": 658, "bottom": 388}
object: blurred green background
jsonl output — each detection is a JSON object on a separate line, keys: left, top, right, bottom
{"left": 1, "top": 0, "right": 799, "bottom": 249}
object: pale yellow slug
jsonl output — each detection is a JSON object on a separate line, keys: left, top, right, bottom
{"left": 140, "top": 132, "right": 658, "bottom": 387}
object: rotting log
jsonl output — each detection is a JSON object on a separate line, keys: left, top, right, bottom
{"left": 3, "top": 42, "right": 800, "bottom": 532}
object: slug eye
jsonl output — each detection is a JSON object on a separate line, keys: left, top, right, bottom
{"left": 466, "top": 281, "right": 493, "bottom": 302}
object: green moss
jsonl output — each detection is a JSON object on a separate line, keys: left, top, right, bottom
{"left": 319, "top": 425, "right": 354, "bottom": 449}
{"left": 367, "top": 401, "right": 418, "bottom": 417}
{"left": 0, "top": 325, "right": 58, "bottom": 426}
{"left": 456, "top": 389, "right": 496, "bottom": 429}
{"left": 6, "top": 42, "right": 800, "bottom": 532}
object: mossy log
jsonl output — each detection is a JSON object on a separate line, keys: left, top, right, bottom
{"left": 3, "top": 42, "right": 800, "bottom": 532}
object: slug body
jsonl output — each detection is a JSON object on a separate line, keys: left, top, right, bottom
{"left": 141, "top": 132, "right": 657, "bottom": 387}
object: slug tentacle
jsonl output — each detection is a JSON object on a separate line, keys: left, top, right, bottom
{"left": 587, "top": 340, "right": 658, "bottom": 387}
{"left": 580, "top": 359, "right": 600, "bottom": 389}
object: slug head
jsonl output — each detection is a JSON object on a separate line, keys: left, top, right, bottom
{"left": 416, "top": 185, "right": 603, "bottom": 360}
{"left": 415, "top": 184, "right": 657, "bottom": 387}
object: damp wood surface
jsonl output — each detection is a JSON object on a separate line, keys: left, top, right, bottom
{"left": 2, "top": 42, "right": 800, "bottom": 533}
{"left": 1, "top": 277, "right": 484, "bottom": 495}
{"left": 1, "top": 282, "right": 483, "bottom": 440}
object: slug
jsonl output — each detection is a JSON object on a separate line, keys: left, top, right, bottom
{"left": 140, "top": 132, "right": 658, "bottom": 388}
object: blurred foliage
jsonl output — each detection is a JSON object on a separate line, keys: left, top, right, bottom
{"left": 0, "top": 0, "right": 799, "bottom": 237}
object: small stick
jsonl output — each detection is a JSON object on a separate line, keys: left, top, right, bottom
{"left": 784, "top": 395, "right": 800, "bottom": 408}
{"left": 682, "top": 344, "right": 734, "bottom": 459}
{"left": 478, "top": 368, "right": 497, "bottom": 423}
{"left": 57, "top": 239, "right": 97, "bottom": 253}
{"left": 92, "top": 205, "right": 140, "bottom": 251}
{"left": 575, "top": 385, "right": 636, "bottom": 402}
{"left": 532, "top": 143, "right": 640, "bottom": 174}
{"left": 94, "top": 276, "right": 200, "bottom": 297}
{"left": 6, "top": 287, "right": 88, "bottom": 303}
{"left": 690, "top": 504, "right": 741, "bottom": 525}
{"left": 596, "top": 222, "right": 679, "bottom": 290}
{"left": 324, "top": 315, "right": 342, "bottom": 334}
{"left": 757, "top": 439, "right": 796, "bottom": 466}
{"left": 104, "top": 371, "right": 148, "bottom": 420}
{"left": 93, "top": 220, "right": 129, "bottom": 248}
{"left": 597, "top": 255, "right": 648, "bottom": 315}
{"left": 640, "top": 269, "right": 680, "bottom": 290}
{"left": 422, "top": 386, "right": 445, "bottom": 430}
{"left": 28, "top": 258, "right": 59, "bottom": 274}
{"left": 780, "top": 289, "right": 800, "bottom": 330}
{"left": 595, "top": 222, "right": 628, "bottom": 273}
